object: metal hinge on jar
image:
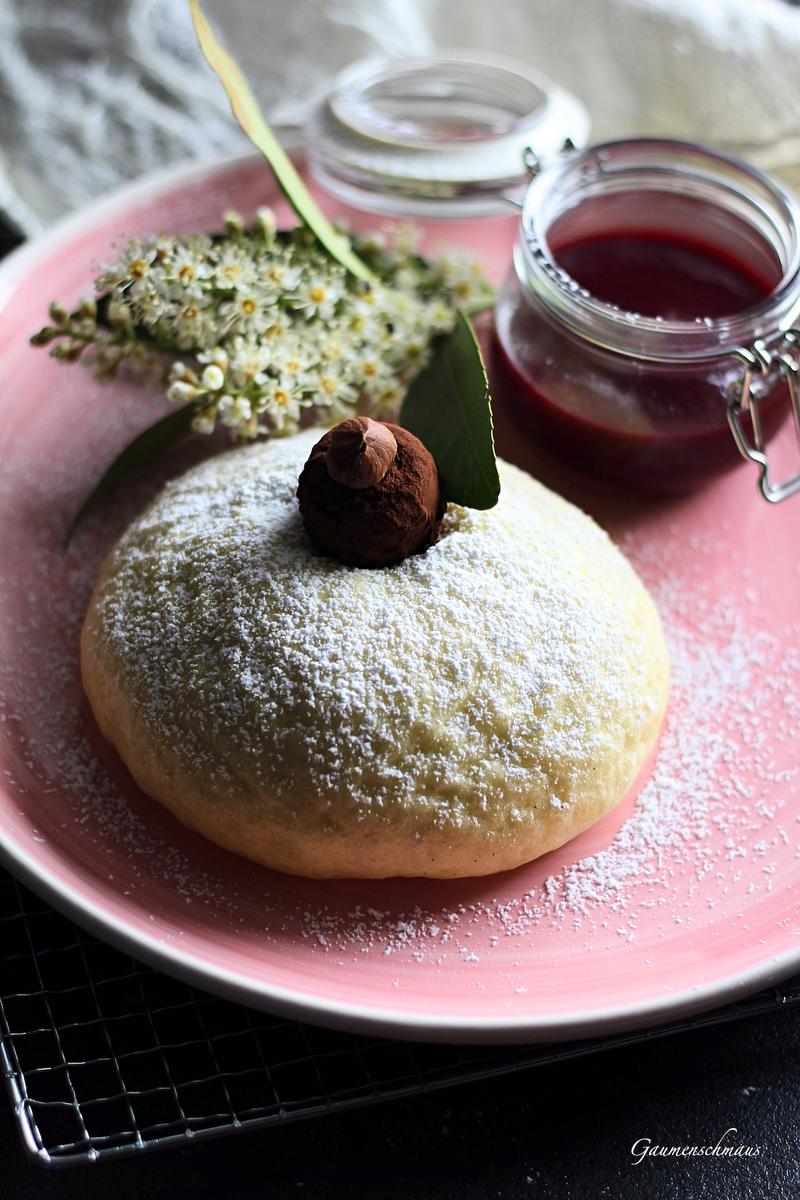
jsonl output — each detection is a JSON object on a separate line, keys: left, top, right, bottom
{"left": 728, "top": 329, "right": 800, "bottom": 503}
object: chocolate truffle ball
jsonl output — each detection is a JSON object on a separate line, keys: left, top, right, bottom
{"left": 297, "top": 417, "right": 445, "bottom": 568}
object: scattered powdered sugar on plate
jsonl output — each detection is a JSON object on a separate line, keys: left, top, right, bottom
{"left": 290, "top": 592, "right": 799, "bottom": 957}
{"left": 271, "top": 528, "right": 800, "bottom": 960}
{"left": 534, "top": 591, "right": 799, "bottom": 926}
{"left": 0, "top": 391, "right": 798, "bottom": 982}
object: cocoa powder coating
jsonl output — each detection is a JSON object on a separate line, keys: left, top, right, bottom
{"left": 297, "top": 420, "right": 445, "bottom": 568}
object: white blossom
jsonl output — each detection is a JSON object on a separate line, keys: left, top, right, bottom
{"left": 228, "top": 336, "right": 271, "bottom": 388}
{"left": 213, "top": 246, "right": 257, "bottom": 291}
{"left": 259, "top": 378, "right": 307, "bottom": 429}
{"left": 106, "top": 298, "right": 132, "bottom": 327}
{"left": 167, "top": 380, "right": 196, "bottom": 404}
{"left": 191, "top": 411, "right": 216, "bottom": 434}
{"left": 34, "top": 215, "right": 487, "bottom": 443}
{"left": 96, "top": 240, "right": 157, "bottom": 292}
{"left": 291, "top": 275, "right": 345, "bottom": 320}
{"left": 201, "top": 364, "right": 225, "bottom": 391}
{"left": 254, "top": 206, "right": 277, "bottom": 234}
{"left": 219, "top": 288, "right": 274, "bottom": 334}
{"left": 223, "top": 209, "right": 244, "bottom": 233}
{"left": 197, "top": 346, "right": 229, "bottom": 370}
{"left": 218, "top": 394, "right": 252, "bottom": 427}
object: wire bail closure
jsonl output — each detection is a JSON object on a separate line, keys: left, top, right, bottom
{"left": 728, "top": 330, "right": 800, "bottom": 503}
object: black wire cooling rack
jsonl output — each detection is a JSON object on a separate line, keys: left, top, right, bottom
{"left": 2, "top": 868, "right": 800, "bottom": 1170}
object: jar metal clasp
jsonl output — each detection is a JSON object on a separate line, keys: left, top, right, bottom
{"left": 728, "top": 330, "right": 800, "bottom": 503}
{"left": 508, "top": 139, "right": 579, "bottom": 208}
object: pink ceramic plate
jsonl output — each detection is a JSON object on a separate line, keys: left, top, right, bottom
{"left": 1, "top": 154, "right": 799, "bottom": 1043}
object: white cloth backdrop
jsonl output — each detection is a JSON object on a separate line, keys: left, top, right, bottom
{"left": 1, "top": 0, "right": 800, "bottom": 235}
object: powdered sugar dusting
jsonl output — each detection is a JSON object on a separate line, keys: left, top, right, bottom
{"left": 87, "top": 431, "right": 664, "bottom": 861}
{"left": 282, "top": 563, "right": 800, "bottom": 963}
{"left": 0, "top": 411, "right": 798, "bottom": 1001}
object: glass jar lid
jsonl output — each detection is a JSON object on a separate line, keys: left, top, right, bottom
{"left": 304, "top": 52, "right": 590, "bottom": 217}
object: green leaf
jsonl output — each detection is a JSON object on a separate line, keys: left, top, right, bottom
{"left": 65, "top": 403, "right": 199, "bottom": 545}
{"left": 400, "top": 311, "right": 500, "bottom": 510}
{"left": 189, "top": 0, "right": 375, "bottom": 284}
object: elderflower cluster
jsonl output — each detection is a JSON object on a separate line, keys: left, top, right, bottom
{"left": 33, "top": 210, "right": 493, "bottom": 440}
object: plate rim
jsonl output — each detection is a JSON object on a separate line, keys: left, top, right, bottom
{"left": 1, "top": 150, "right": 798, "bottom": 1044}
{"left": 1, "top": 831, "right": 796, "bottom": 1044}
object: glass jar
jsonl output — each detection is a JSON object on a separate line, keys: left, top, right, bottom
{"left": 303, "top": 52, "right": 589, "bottom": 260}
{"left": 492, "top": 138, "right": 800, "bottom": 499}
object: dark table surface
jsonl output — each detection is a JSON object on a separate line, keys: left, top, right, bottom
{"left": 1, "top": 165, "right": 799, "bottom": 1200}
{"left": 2, "top": 1002, "right": 799, "bottom": 1199}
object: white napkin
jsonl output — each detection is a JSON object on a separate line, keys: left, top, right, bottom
{"left": 1, "top": 0, "right": 799, "bottom": 235}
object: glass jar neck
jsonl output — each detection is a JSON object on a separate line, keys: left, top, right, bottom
{"left": 516, "top": 138, "right": 800, "bottom": 363}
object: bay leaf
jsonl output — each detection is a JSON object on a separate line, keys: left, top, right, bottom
{"left": 65, "top": 402, "right": 199, "bottom": 545}
{"left": 400, "top": 311, "right": 500, "bottom": 510}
